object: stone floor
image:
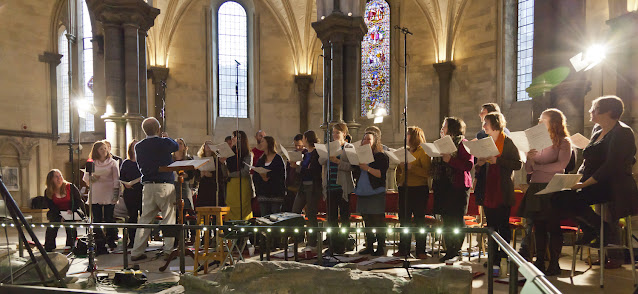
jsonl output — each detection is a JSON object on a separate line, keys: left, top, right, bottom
{"left": 0, "top": 226, "right": 637, "bottom": 293}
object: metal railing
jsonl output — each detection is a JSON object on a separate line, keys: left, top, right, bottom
{"left": 0, "top": 221, "right": 563, "bottom": 293}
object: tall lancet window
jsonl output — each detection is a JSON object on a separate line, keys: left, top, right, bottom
{"left": 361, "top": 0, "right": 390, "bottom": 116}
{"left": 57, "top": 29, "right": 70, "bottom": 133}
{"left": 79, "top": 0, "right": 94, "bottom": 131}
{"left": 218, "top": 1, "right": 248, "bottom": 118}
{"left": 517, "top": 0, "right": 534, "bottom": 101}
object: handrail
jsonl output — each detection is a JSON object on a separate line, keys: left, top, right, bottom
{"left": 489, "top": 230, "right": 562, "bottom": 294}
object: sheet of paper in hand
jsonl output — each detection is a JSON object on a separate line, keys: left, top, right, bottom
{"left": 355, "top": 144, "right": 375, "bottom": 164}
{"left": 60, "top": 211, "right": 84, "bottom": 221}
{"left": 386, "top": 147, "right": 416, "bottom": 165}
{"left": 420, "top": 135, "right": 458, "bottom": 157}
{"left": 314, "top": 143, "right": 328, "bottom": 161}
{"left": 569, "top": 133, "right": 590, "bottom": 150}
{"left": 247, "top": 164, "right": 270, "bottom": 175}
{"left": 463, "top": 137, "right": 500, "bottom": 158}
{"left": 167, "top": 159, "right": 211, "bottom": 170}
{"left": 535, "top": 174, "right": 582, "bottom": 195}
{"left": 509, "top": 124, "right": 553, "bottom": 153}
{"left": 207, "top": 143, "right": 235, "bottom": 158}
{"left": 195, "top": 156, "right": 216, "bottom": 171}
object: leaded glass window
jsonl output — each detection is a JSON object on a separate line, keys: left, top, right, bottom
{"left": 361, "top": 0, "right": 390, "bottom": 116}
{"left": 80, "top": 0, "right": 94, "bottom": 131}
{"left": 517, "top": 0, "right": 534, "bottom": 101}
{"left": 218, "top": 1, "right": 248, "bottom": 118}
{"left": 57, "top": 29, "right": 70, "bottom": 133}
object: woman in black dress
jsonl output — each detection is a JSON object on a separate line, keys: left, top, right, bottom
{"left": 120, "top": 140, "right": 142, "bottom": 248}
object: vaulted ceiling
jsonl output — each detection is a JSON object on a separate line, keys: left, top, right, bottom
{"left": 146, "top": 0, "right": 469, "bottom": 72}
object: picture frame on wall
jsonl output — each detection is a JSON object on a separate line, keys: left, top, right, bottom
{"left": 1, "top": 167, "right": 19, "bottom": 191}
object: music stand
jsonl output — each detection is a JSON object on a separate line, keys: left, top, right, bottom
{"left": 158, "top": 159, "right": 210, "bottom": 273}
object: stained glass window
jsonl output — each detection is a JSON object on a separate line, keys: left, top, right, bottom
{"left": 218, "top": 1, "right": 248, "bottom": 118}
{"left": 361, "top": 0, "right": 390, "bottom": 116}
{"left": 57, "top": 29, "right": 70, "bottom": 133}
{"left": 517, "top": 0, "right": 534, "bottom": 101}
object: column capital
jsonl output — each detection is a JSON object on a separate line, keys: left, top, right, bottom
{"left": 433, "top": 61, "right": 456, "bottom": 79}
{"left": 294, "top": 74, "right": 313, "bottom": 92}
{"left": 87, "top": 0, "right": 160, "bottom": 31}
{"left": 38, "top": 52, "right": 63, "bottom": 65}
{"left": 148, "top": 66, "right": 169, "bottom": 84}
{"left": 312, "top": 13, "right": 367, "bottom": 45}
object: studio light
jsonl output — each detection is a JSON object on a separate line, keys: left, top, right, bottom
{"left": 570, "top": 43, "right": 607, "bottom": 72}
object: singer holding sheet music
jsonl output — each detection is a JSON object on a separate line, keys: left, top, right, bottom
{"left": 555, "top": 96, "right": 638, "bottom": 268}
{"left": 323, "top": 123, "right": 355, "bottom": 254}
{"left": 519, "top": 109, "right": 571, "bottom": 275}
{"left": 120, "top": 140, "right": 143, "bottom": 248}
{"left": 394, "top": 126, "right": 431, "bottom": 259}
{"left": 83, "top": 140, "right": 120, "bottom": 250}
{"left": 131, "top": 117, "right": 179, "bottom": 261}
{"left": 356, "top": 131, "right": 390, "bottom": 256}
{"left": 475, "top": 112, "right": 522, "bottom": 261}
{"left": 44, "top": 169, "right": 86, "bottom": 252}
{"left": 195, "top": 141, "right": 227, "bottom": 207}
{"left": 432, "top": 118, "right": 474, "bottom": 262}
{"left": 226, "top": 130, "right": 254, "bottom": 220}
{"left": 253, "top": 136, "right": 286, "bottom": 215}
{"left": 292, "top": 130, "right": 322, "bottom": 250}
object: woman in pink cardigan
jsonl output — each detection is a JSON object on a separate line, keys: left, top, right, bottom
{"left": 520, "top": 109, "right": 572, "bottom": 275}
{"left": 83, "top": 140, "right": 120, "bottom": 251}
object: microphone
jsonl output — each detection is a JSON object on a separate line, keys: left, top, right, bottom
{"left": 235, "top": 60, "right": 241, "bottom": 65}
{"left": 394, "top": 25, "right": 413, "bottom": 35}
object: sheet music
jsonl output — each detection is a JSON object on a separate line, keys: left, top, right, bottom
{"left": 463, "top": 137, "right": 500, "bottom": 158}
{"left": 345, "top": 147, "right": 360, "bottom": 165}
{"left": 509, "top": 124, "right": 553, "bottom": 153}
{"left": 525, "top": 123, "right": 554, "bottom": 151}
{"left": 329, "top": 140, "right": 342, "bottom": 155}
{"left": 80, "top": 168, "right": 108, "bottom": 177}
{"left": 194, "top": 156, "right": 216, "bottom": 171}
{"left": 420, "top": 143, "right": 441, "bottom": 157}
{"left": 570, "top": 133, "right": 591, "bottom": 150}
{"left": 207, "top": 143, "right": 235, "bottom": 158}
{"left": 314, "top": 143, "right": 328, "bottom": 161}
{"left": 60, "top": 211, "right": 84, "bottom": 221}
{"left": 279, "top": 145, "right": 303, "bottom": 162}
{"left": 535, "top": 174, "right": 582, "bottom": 195}
{"left": 119, "top": 177, "right": 141, "bottom": 186}
{"left": 167, "top": 159, "right": 210, "bottom": 169}
{"left": 356, "top": 144, "right": 375, "bottom": 164}
{"left": 351, "top": 140, "right": 362, "bottom": 147}
{"left": 434, "top": 136, "right": 458, "bottom": 154}
{"left": 392, "top": 147, "right": 416, "bottom": 163}
{"left": 421, "top": 136, "right": 458, "bottom": 157}
{"left": 247, "top": 164, "right": 270, "bottom": 175}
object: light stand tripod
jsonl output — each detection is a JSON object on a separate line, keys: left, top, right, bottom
{"left": 0, "top": 176, "right": 66, "bottom": 287}
{"left": 85, "top": 159, "right": 97, "bottom": 286}
{"left": 396, "top": 24, "right": 413, "bottom": 279}
{"left": 235, "top": 60, "right": 243, "bottom": 221}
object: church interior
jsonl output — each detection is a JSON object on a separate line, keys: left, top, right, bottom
{"left": 1, "top": 0, "right": 638, "bottom": 293}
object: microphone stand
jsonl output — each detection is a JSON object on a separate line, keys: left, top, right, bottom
{"left": 397, "top": 25, "right": 413, "bottom": 279}
{"left": 235, "top": 60, "right": 243, "bottom": 220}
{"left": 85, "top": 159, "right": 96, "bottom": 286}
{"left": 160, "top": 80, "right": 167, "bottom": 133}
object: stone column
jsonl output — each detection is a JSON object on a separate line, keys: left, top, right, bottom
{"left": 88, "top": 0, "right": 159, "bottom": 156}
{"left": 321, "top": 45, "right": 331, "bottom": 129}
{"left": 139, "top": 31, "right": 148, "bottom": 117}
{"left": 148, "top": 66, "right": 169, "bottom": 127}
{"left": 294, "top": 75, "right": 313, "bottom": 133}
{"left": 608, "top": 12, "right": 638, "bottom": 127}
{"left": 312, "top": 12, "right": 367, "bottom": 131}
{"left": 433, "top": 61, "right": 456, "bottom": 124}
{"left": 39, "top": 52, "right": 63, "bottom": 136}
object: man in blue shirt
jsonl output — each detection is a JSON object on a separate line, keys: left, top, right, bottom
{"left": 131, "top": 117, "right": 179, "bottom": 261}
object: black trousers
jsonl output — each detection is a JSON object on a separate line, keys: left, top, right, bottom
{"left": 439, "top": 186, "right": 469, "bottom": 256}
{"left": 327, "top": 189, "right": 350, "bottom": 251}
{"left": 123, "top": 191, "right": 142, "bottom": 245}
{"left": 362, "top": 214, "right": 386, "bottom": 249}
{"left": 92, "top": 204, "right": 117, "bottom": 242}
{"left": 397, "top": 186, "right": 428, "bottom": 254}
{"left": 534, "top": 214, "right": 562, "bottom": 265}
{"left": 484, "top": 205, "right": 511, "bottom": 260}
{"left": 44, "top": 214, "right": 77, "bottom": 251}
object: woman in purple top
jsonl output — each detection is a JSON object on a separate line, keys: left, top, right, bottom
{"left": 520, "top": 109, "right": 571, "bottom": 275}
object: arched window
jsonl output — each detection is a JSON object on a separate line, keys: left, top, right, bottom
{"left": 57, "top": 28, "right": 70, "bottom": 133}
{"left": 218, "top": 1, "right": 248, "bottom": 118}
{"left": 79, "top": 0, "right": 94, "bottom": 131}
{"left": 517, "top": 0, "right": 534, "bottom": 101}
{"left": 56, "top": 0, "right": 95, "bottom": 134}
{"left": 361, "top": 0, "right": 390, "bottom": 116}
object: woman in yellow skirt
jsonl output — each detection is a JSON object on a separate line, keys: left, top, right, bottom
{"left": 225, "top": 130, "right": 254, "bottom": 220}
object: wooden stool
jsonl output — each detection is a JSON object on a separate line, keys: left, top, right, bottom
{"left": 193, "top": 206, "right": 230, "bottom": 275}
